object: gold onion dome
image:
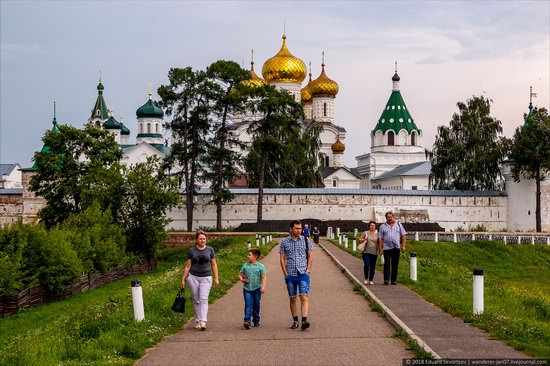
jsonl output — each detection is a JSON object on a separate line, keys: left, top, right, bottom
{"left": 301, "top": 69, "right": 313, "bottom": 103}
{"left": 310, "top": 63, "right": 339, "bottom": 97}
{"left": 262, "top": 35, "right": 306, "bottom": 84}
{"left": 331, "top": 138, "right": 345, "bottom": 153}
{"left": 241, "top": 60, "right": 266, "bottom": 89}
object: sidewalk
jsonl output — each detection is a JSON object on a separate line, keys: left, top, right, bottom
{"left": 319, "top": 239, "right": 528, "bottom": 359}
{"left": 137, "top": 240, "right": 413, "bottom": 366}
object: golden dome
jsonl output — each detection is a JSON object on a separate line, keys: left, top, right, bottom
{"left": 301, "top": 71, "right": 313, "bottom": 103}
{"left": 331, "top": 137, "right": 345, "bottom": 153}
{"left": 310, "top": 63, "right": 339, "bottom": 98}
{"left": 241, "top": 61, "right": 266, "bottom": 89}
{"left": 262, "top": 35, "right": 306, "bottom": 84}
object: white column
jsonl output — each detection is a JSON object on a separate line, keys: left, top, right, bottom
{"left": 453, "top": 233, "right": 457, "bottom": 243}
{"left": 352, "top": 240, "right": 356, "bottom": 252}
{"left": 473, "top": 268, "right": 484, "bottom": 315}
{"left": 415, "top": 232, "right": 419, "bottom": 241}
{"left": 410, "top": 253, "right": 417, "bottom": 282}
{"left": 435, "top": 232, "right": 439, "bottom": 242}
{"left": 131, "top": 280, "right": 145, "bottom": 322}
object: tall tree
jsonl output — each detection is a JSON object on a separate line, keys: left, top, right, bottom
{"left": 158, "top": 68, "right": 209, "bottom": 231}
{"left": 30, "top": 125, "right": 123, "bottom": 227}
{"left": 202, "top": 60, "right": 249, "bottom": 230}
{"left": 245, "top": 85, "right": 304, "bottom": 221}
{"left": 429, "top": 95, "right": 510, "bottom": 190}
{"left": 509, "top": 107, "right": 550, "bottom": 232}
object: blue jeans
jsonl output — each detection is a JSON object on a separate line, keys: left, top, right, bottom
{"left": 362, "top": 253, "right": 378, "bottom": 281}
{"left": 243, "top": 288, "right": 262, "bottom": 324}
{"left": 285, "top": 273, "right": 310, "bottom": 297}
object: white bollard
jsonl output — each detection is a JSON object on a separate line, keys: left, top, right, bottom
{"left": 517, "top": 236, "right": 521, "bottom": 245}
{"left": 261, "top": 237, "right": 265, "bottom": 246}
{"left": 336, "top": 228, "right": 340, "bottom": 237}
{"left": 354, "top": 229, "right": 358, "bottom": 237}
{"left": 489, "top": 234, "right": 492, "bottom": 241}
{"left": 131, "top": 280, "right": 145, "bottom": 322}
{"left": 435, "top": 232, "right": 439, "bottom": 242}
{"left": 473, "top": 268, "right": 484, "bottom": 315}
{"left": 338, "top": 235, "right": 342, "bottom": 245}
{"left": 453, "top": 233, "right": 457, "bottom": 243}
{"left": 327, "top": 227, "right": 332, "bottom": 239}
{"left": 345, "top": 237, "right": 348, "bottom": 248}
{"left": 472, "top": 234, "right": 475, "bottom": 241}
{"left": 255, "top": 239, "right": 259, "bottom": 247}
{"left": 331, "top": 232, "right": 334, "bottom": 240}
{"left": 248, "top": 241, "right": 252, "bottom": 249}
{"left": 503, "top": 236, "right": 507, "bottom": 245}
{"left": 352, "top": 240, "right": 357, "bottom": 252}
{"left": 410, "top": 252, "right": 417, "bottom": 282}
{"left": 415, "top": 232, "right": 419, "bottom": 241}
{"left": 531, "top": 236, "right": 535, "bottom": 245}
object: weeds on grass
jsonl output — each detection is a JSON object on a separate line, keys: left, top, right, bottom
{"left": 369, "top": 302, "right": 383, "bottom": 313}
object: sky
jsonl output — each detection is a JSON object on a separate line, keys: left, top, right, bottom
{"left": 1, "top": 0, "right": 549, "bottom": 168}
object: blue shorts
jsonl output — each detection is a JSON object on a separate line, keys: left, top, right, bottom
{"left": 285, "top": 273, "right": 310, "bottom": 297}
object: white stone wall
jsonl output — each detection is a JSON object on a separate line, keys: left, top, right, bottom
{"left": 1, "top": 165, "right": 22, "bottom": 189}
{"left": 272, "top": 82, "right": 301, "bottom": 103}
{"left": 137, "top": 117, "right": 164, "bottom": 144}
{"left": 166, "top": 191, "right": 507, "bottom": 231}
{"left": 312, "top": 97, "right": 335, "bottom": 124}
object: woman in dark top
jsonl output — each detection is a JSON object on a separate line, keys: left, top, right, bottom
{"left": 181, "top": 231, "right": 219, "bottom": 330}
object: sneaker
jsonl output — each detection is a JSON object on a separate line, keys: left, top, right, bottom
{"left": 291, "top": 320, "right": 299, "bottom": 329}
{"left": 301, "top": 320, "right": 310, "bottom": 331}
{"left": 194, "top": 323, "right": 201, "bottom": 330}
{"left": 363, "top": 280, "right": 369, "bottom": 285}
{"left": 200, "top": 322, "right": 206, "bottom": 331}
{"left": 369, "top": 281, "right": 374, "bottom": 285}
{"left": 391, "top": 282, "right": 397, "bottom": 285}
{"left": 384, "top": 281, "right": 389, "bottom": 285}
{"left": 243, "top": 321, "right": 251, "bottom": 329}
{"left": 253, "top": 323, "right": 260, "bottom": 327}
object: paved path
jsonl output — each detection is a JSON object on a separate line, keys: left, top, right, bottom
{"left": 320, "top": 239, "right": 528, "bottom": 359}
{"left": 137, "top": 241, "right": 413, "bottom": 365}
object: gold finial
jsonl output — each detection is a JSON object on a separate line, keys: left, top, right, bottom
{"left": 148, "top": 80, "right": 152, "bottom": 100}
{"left": 308, "top": 61, "right": 312, "bottom": 80}
{"left": 395, "top": 61, "right": 398, "bottom": 73}
{"left": 283, "top": 21, "right": 286, "bottom": 37}
{"left": 322, "top": 51, "right": 325, "bottom": 70}
{"left": 251, "top": 49, "right": 254, "bottom": 69}
{"left": 53, "top": 101, "right": 57, "bottom": 124}
{"left": 99, "top": 70, "right": 102, "bottom": 83}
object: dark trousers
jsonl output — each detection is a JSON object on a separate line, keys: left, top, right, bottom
{"left": 361, "top": 253, "right": 378, "bottom": 281}
{"left": 383, "top": 248, "right": 401, "bottom": 284}
{"left": 243, "top": 288, "right": 261, "bottom": 324}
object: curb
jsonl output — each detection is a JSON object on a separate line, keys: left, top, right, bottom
{"left": 317, "top": 240, "right": 441, "bottom": 360}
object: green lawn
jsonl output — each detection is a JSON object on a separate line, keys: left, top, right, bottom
{"left": 332, "top": 237, "right": 550, "bottom": 358}
{"left": 0, "top": 236, "right": 276, "bottom": 366}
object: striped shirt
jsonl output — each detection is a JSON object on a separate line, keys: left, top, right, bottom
{"left": 378, "top": 222, "right": 406, "bottom": 250}
{"left": 279, "top": 235, "right": 313, "bottom": 276}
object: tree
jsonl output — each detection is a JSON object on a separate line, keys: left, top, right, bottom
{"left": 245, "top": 85, "right": 304, "bottom": 221}
{"left": 202, "top": 60, "right": 250, "bottom": 230}
{"left": 509, "top": 107, "right": 550, "bottom": 232}
{"left": 119, "top": 158, "right": 180, "bottom": 260}
{"left": 30, "top": 124, "right": 123, "bottom": 227}
{"left": 429, "top": 95, "right": 510, "bottom": 190}
{"left": 158, "top": 68, "right": 210, "bottom": 231}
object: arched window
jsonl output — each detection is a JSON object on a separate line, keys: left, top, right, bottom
{"left": 323, "top": 103, "right": 327, "bottom": 117}
{"left": 387, "top": 131, "right": 395, "bottom": 146}
{"left": 325, "top": 156, "right": 330, "bottom": 167}
{"left": 332, "top": 179, "right": 337, "bottom": 187}
{"left": 140, "top": 123, "right": 143, "bottom": 133}
{"left": 155, "top": 124, "right": 159, "bottom": 133}
{"left": 147, "top": 123, "right": 151, "bottom": 133}
{"left": 411, "top": 131, "right": 417, "bottom": 146}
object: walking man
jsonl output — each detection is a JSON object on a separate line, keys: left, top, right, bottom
{"left": 378, "top": 211, "right": 406, "bottom": 285}
{"left": 279, "top": 220, "right": 314, "bottom": 330}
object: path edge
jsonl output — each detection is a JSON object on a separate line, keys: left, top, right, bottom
{"left": 317, "top": 240, "right": 441, "bottom": 360}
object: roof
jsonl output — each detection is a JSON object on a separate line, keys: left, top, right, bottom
{"left": 90, "top": 82, "right": 109, "bottom": 120}
{"left": 136, "top": 99, "right": 164, "bottom": 119}
{"left": 103, "top": 116, "right": 122, "bottom": 130}
{"left": 196, "top": 187, "right": 505, "bottom": 197}
{"left": 372, "top": 161, "right": 431, "bottom": 181}
{"left": 0, "top": 164, "right": 20, "bottom": 178}
{"left": 321, "top": 166, "right": 361, "bottom": 179}
{"left": 120, "top": 143, "right": 171, "bottom": 156}
{"left": 0, "top": 188, "right": 23, "bottom": 195}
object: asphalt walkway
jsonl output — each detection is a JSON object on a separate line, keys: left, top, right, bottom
{"left": 319, "top": 239, "right": 528, "bottom": 359}
{"left": 137, "top": 240, "right": 413, "bottom": 366}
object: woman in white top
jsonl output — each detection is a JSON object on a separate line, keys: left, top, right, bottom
{"left": 359, "top": 221, "right": 378, "bottom": 285}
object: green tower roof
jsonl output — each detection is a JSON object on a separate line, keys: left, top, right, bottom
{"left": 372, "top": 72, "right": 421, "bottom": 135}
{"left": 136, "top": 98, "right": 164, "bottom": 119}
{"left": 103, "top": 115, "right": 122, "bottom": 130}
{"left": 22, "top": 115, "right": 60, "bottom": 171}
{"left": 90, "top": 81, "right": 109, "bottom": 120}
{"left": 120, "top": 122, "right": 130, "bottom": 135}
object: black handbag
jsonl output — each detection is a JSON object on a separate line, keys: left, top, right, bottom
{"left": 171, "top": 289, "right": 186, "bottom": 313}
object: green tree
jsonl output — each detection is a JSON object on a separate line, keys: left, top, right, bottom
{"left": 118, "top": 158, "right": 180, "bottom": 260}
{"left": 429, "top": 95, "right": 510, "bottom": 190}
{"left": 509, "top": 107, "right": 550, "bottom": 232}
{"left": 245, "top": 85, "right": 304, "bottom": 221}
{"left": 158, "top": 68, "right": 209, "bottom": 231}
{"left": 202, "top": 60, "right": 250, "bottom": 230}
{"left": 30, "top": 125, "right": 123, "bottom": 227}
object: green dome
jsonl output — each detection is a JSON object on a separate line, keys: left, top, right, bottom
{"left": 120, "top": 123, "right": 130, "bottom": 135}
{"left": 103, "top": 116, "right": 122, "bottom": 130}
{"left": 136, "top": 99, "right": 164, "bottom": 119}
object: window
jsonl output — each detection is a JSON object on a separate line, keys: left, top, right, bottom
{"left": 387, "top": 131, "right": 395, "bottom": 146}
{"left": 96, "top": 109, "right": 100, "bottom": 116}
{"left": 323, "top": 103, "right": 327, "bottom": 116}
{"left": 325, "top": 156, "right": 330, "bottom": 167}
{"left": 140, "top": 123, "right": 143, "bottom": 133}
{"left": 411, "top": 131, "right": 416, "bottom": 146}
{"left": 155, "top": 124, "right": 159, "bottom": 133}
{"left": 147, "top": 123, "right": 151, "bottom": 133}
{"left": 412, "top": 186, "right": 418, "bottom": 190}
{"left": 332, "top": 179, "right": 337, "bottom": 187}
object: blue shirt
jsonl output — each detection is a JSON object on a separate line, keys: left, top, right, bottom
{"left": 378, "top": 222, "right": 406, "bottom": 250}
{"left": 303, "top": 227, "right": 310, "bottom": 237}
{"left": 279, "top": 235, "right": 313, "bottom": 276}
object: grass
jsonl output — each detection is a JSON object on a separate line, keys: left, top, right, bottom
{"left": 0, "top": 236, "right": 276, "bottom": 366}
{"left": 330, "top": 236, "right": 550, "bottom": 358}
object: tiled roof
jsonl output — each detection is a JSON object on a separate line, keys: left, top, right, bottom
{"left": 373, "top": 161, "right": 431, "bottom": 181}
{"left": 0, "top": 188, "right": 23, "bottom": 195}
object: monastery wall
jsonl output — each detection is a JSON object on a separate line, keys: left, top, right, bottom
{"left": 167, "top": 190, "right": 508, "bottom": 232}
{"left": 0, "top": 193, "right": 23, "bottom": 227}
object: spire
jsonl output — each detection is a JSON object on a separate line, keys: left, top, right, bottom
{"left": 90, "top": 74, "right": 109, "bottom": 121}
{"left": 308, "top": 61, "right": 312, "bottom": 81}
{"left": 528, "top": 86, "right": 536, "bottom": 116}
{"left": 392, "top": 61, "right": 400, "bottom": 91}
{"left": 250, "top": 49, "right": 255, "bottom": 70}
{"left": 52, "top": 101, "right": 57, "bottom": 125}
{"left": 148, "top": 80, "right": 152, "bottom": 100}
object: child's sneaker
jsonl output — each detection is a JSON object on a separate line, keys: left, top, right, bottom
{"left": 200, "top": 322, "right": 206, "bottom": 331}
{"left": 301, "top": 320, "right": 310, "bottom": 331}
{"left": 243, "top": 321, "right": 251, "bottom": 329}
{"left": 369, "top": 281, "right": 374, "bottom": 285}
{"left": 253, "top": 322, "right": 260, "bottom": 327}
{"left": 291, "top": 320, "right": 299, "bottom": 329}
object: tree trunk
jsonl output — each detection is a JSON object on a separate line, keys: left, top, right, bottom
{"left": 536, "top": 169, "right": 541, "bottom": 232}
{"left": 257, "top": 150, "right": 268, "bottom": 222}
{"left": 182, "top": 101, "right": 193, "bottom": 232}
{"left": 216, "top": 104, "right": 229, "bottom": 231}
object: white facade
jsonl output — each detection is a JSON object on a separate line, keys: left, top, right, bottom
{"left": 0, "top": 164, "right": 22, "bottom": 189}
{"left": 272, "top": 82, "right": 301, "bottom": 103}
{"left": 323, "top": 169, "right": 361, "bottom": 189}
{"left": 136, "top": 117, "right": 164, "bottom": 144}
{"left": 121, "top": 142, "right": 166, "bottom": 166}
{"left": 371, "top": 175, "right": 429, "bottom": 190}
{"left": 356, "top": 150, "right": 427, "bottom": 188}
